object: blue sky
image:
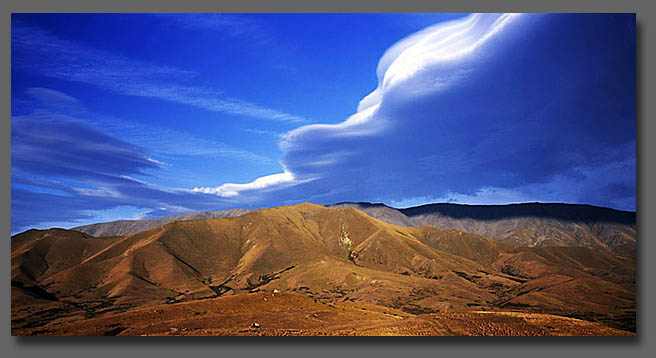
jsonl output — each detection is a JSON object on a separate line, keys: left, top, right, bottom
{"left": 11, "top": 13, "right": 636, "bottom": 233}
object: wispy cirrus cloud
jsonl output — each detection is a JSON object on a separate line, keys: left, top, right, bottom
{"left": 88, "top": 113, "right": 273, "bottom": 164}
{"left": 11, "top": 20, "right": 307, "bottom": 123}
{"left": 14, "top": 87, "right": 273, "bottom": 165}
{"left": 12, "top": 115, "right": 161, "bottom": 182}
{"left": 152, "top": 13, "right": 263, "bottom": 35}
{"left": 24, "top": 87, "right": 81, "bottom": 107}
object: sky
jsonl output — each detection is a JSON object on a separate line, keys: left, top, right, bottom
{"left": 11, "top": 13, "right": 636, "bottom": 233}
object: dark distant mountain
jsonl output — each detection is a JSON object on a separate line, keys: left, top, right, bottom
{"left": 329, "top": 202, "right": 636, "bottom": 255}
{"left": 73, "top": 208, "right": 249, "bottom": 237}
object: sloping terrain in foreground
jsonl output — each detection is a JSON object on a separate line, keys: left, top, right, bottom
{"left": 11, "top": 203, "right": 635, "bottom": 336}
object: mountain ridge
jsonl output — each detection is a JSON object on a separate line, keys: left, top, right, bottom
{"left": 55, "top": 201, "right": 639, "bottom": 256}
{"left": 69, "top": 201, "right": 634, "bottom": 235}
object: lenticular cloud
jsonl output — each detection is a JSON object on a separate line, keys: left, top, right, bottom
{"left": 282, "top": 14, "right": 522, "bottom": 152}
{"left": 196, "top": 13, "right": 635, "bottom": 210}
{"left": 362, "top": 13, "right": 520, "bottom": 109}
{"left": 201, "top": 14, "right": 522, "bottom": 195}
{"left": 192, "top": 171, "right": 298, "bottom": 197}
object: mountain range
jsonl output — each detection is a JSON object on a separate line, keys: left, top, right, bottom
{"left": 74, "top": 202, "right": 636, "bottom": 255}
{"left": 11, "top": 202, "right": 636, "bottom": 335}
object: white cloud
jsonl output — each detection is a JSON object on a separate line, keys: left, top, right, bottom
{"left": 191, "top": 171, "right": 307, "bottom": 197}
{"left": 280, "top": 14, "right": 524, "bottom": 158}
{"left": 72, "top": 187, "right": 122, "bottom": 198}
{"left": 376, "top": 14, "right": 520, "bottom": 92}
{"left": 265, "top": 14, "right": 529, "bottom": 194}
